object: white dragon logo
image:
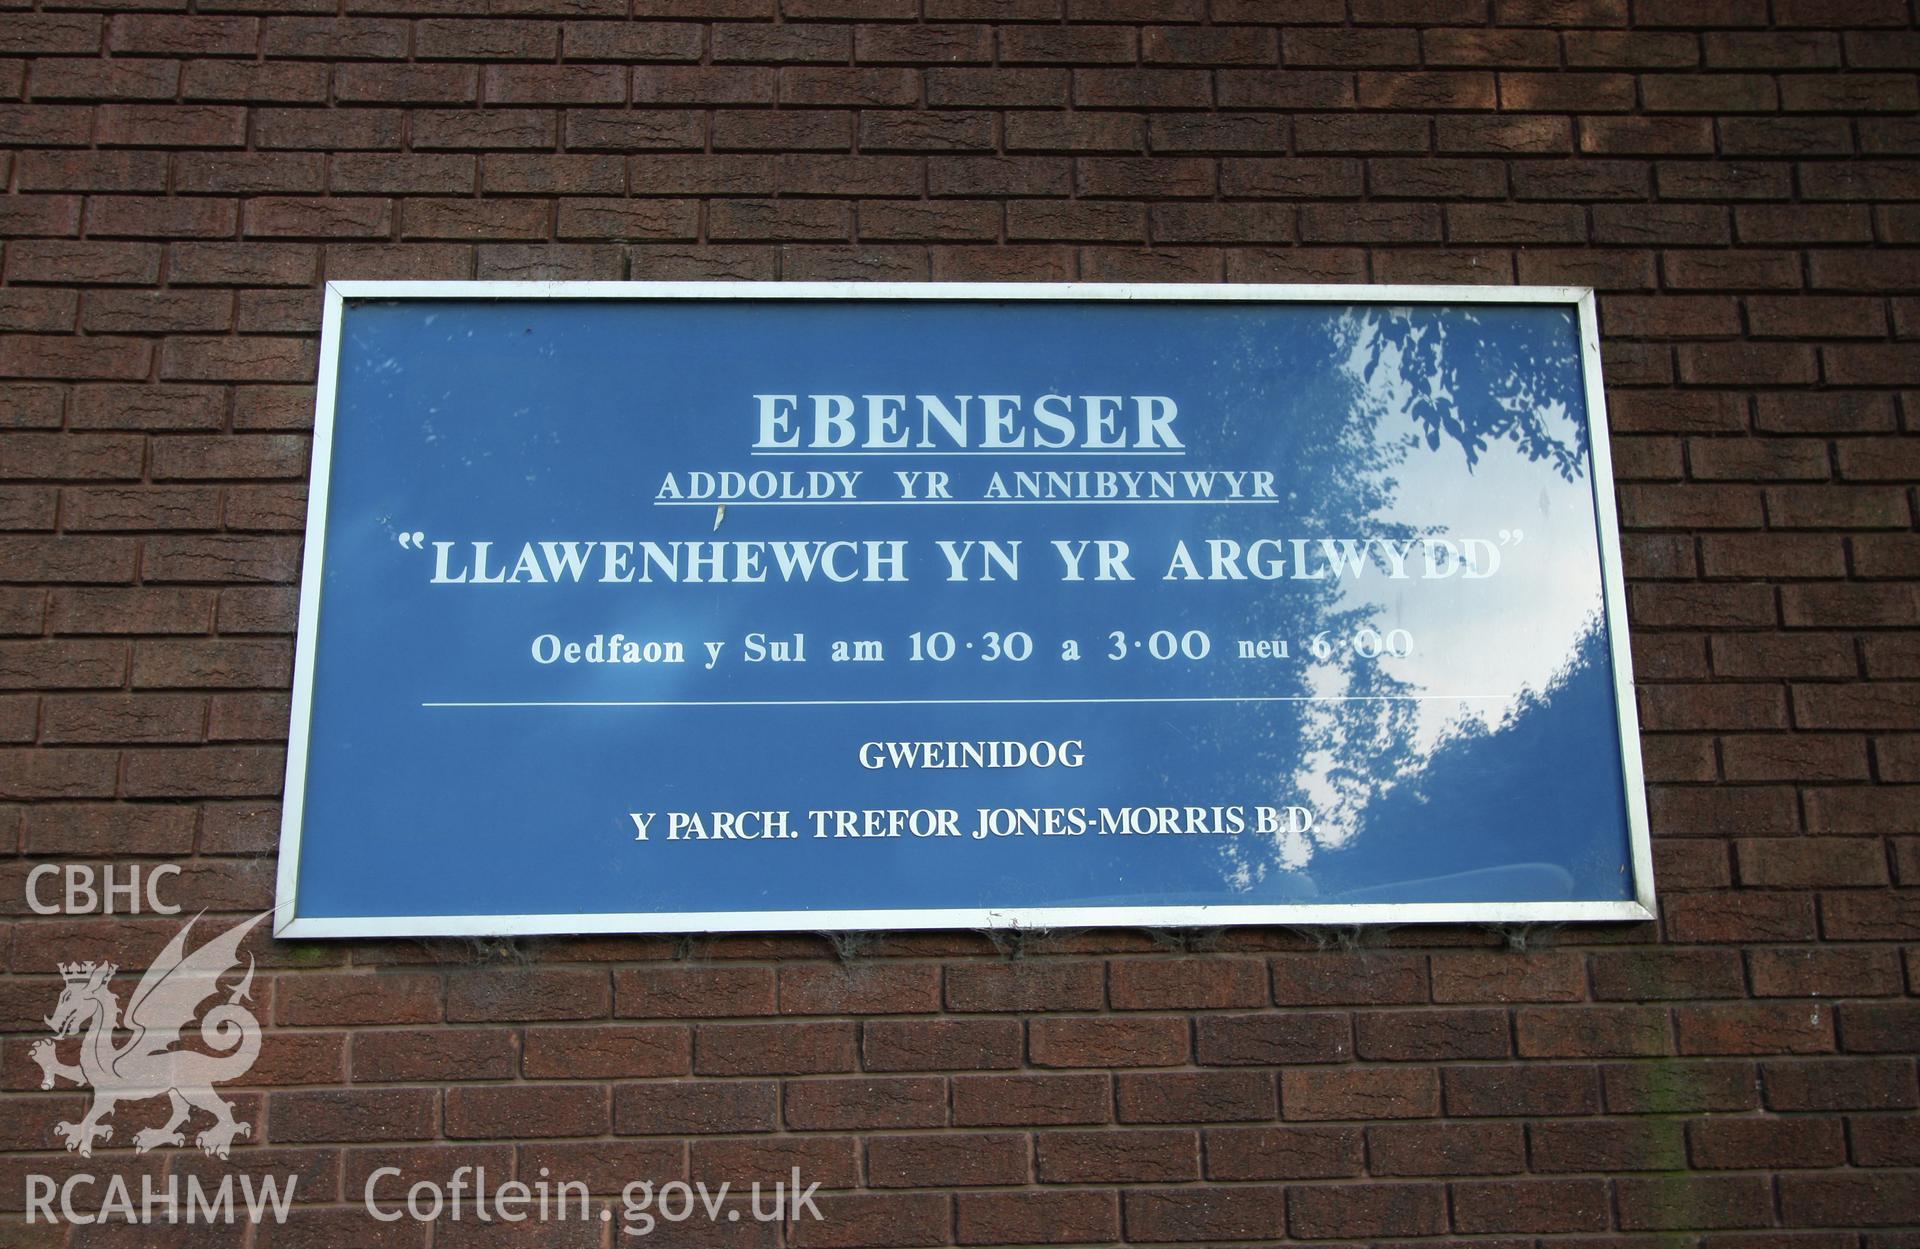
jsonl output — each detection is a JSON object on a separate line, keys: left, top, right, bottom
{"left": 30, "top": 911, "right": 266, "bottom": 1160}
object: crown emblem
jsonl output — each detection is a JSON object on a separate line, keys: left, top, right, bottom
{"left": 58, "top": 961, "right": 112, "bottom": 983}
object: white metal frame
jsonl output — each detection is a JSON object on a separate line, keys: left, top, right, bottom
{"left": 276, "top": 281, "right": 1655, "bottom": 939}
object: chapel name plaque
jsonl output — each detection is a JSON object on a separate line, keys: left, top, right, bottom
{"left": 275, "top": 283, "right": 1653, "bottom": 937}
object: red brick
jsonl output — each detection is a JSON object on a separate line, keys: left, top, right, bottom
{"left": 1361, "top": 70, "right": 1496, "bottom": 110}
{"left": 1370, "top": 1121, "right": 1524, "bottom": 1176}
{"left": 1116, "top": 1070, "right": 1273, "bottom": 1123}
{"left": 1001, "top": 26, "right": 1135, "bottom": 64}
{"left": 1433, "top": 952, "right": 1587, "bottom": 1003}
{"left": 270, "top": 1089, "right": 435, "bottom": 1145}
{"left": 1298, "top": 115, "right": 1433, "bottom": 156}
{"left": 476, "top": 243, "right": 624, "bottom": 281}
{"left": 446, "top": 1085, "right": 606, "bottom": 1139}
{"left": 1123, "top": 1186, "right": 1286, "bottom": 1243}
{"left": 1764, "top": 1057, "right": 1919, "bottom": 1110}
{"left": 1713, "top": 637, "right": 1857, "bottom": 683}
{"left": 1852, "top": 1115, "right": 1920, "bottom": 1167}
{"left": 566, "top": 21, "right": 703, "bottom": 60}
{"left": 485, "top": 64, "right": 626, "bottom": 106}
{"left": 352, "top": 1029, "right": 517, "bottom": 1082}
{"left": 337, "top": 64, "right": 479, "bottom": 105}
{"left": 956, "top": 1191, "right": 1118, "bottom": 1246}
{"left": 523, "top": 1023, "right": 690, "bottom": 1078}
{"left": 1217, "top": 69, "right": 1354, "bottom": 110}
{"left": 1454, "top": 1178, "right": 1610, "bottom": 1234}
{"left": 1739, "top": 838, "right": 1890, "bottom": 888}
{"left": 1796, "top": 684, "right": 1920, "bottom": 731}
{"left": 142, "top": 535, "right": 300, "bottom": 584}
{"left": 1270, "top": 953, "right": 1426, "bottom": 1005}
{"left": 0, "top": 747, "right": 117, "bottom": 798}
{"left": 101, "top": 103, "right": 247, "bottom": 150}
{"left": 158, "top": 338, "right": 316, "bottom": 384}
{"left": 693, "top": 1135, "right": 857, "bottom": 1188}
{"left": 39, "top": 588, "right": 201, "bottom": 638}
{"left": 412, "top": 18, "right": 557, "bottom": 61}
{"left": 184, "top": 61, "right": 330, "bottom": 104}
{"left": 715, "top": 23, "right": 850, "bottom": 63}
{"left": 1529, "top": 1119, "right": 1685, "bottom": 1173}
{"left": 1446, "top": 1064, "right": 1602, "bottom": 1117}
{"left": 411, "top": 109, "right": 556, "bottom": 151}
{"left": 0, "top": 289, "right": 77, "bottom": 336}
{"left": 1369, "top": 157, "right": 1503, "bottom": 201}
{"left": 779, "top": 963, "right": 940, "bottom": 1014}
{"left": 1840, "top": 1001, "right": 1920, "bottom": 1053}
{"left": 1357, "top": 1007, "right": 1511, "bottom": 1060}
{"left": 250, "top": 106, "right": 408, "bottom": 153}
{"left": 263, "top": 16, "right": 408, "bottom": 59}
{"left": 863, "top": 1018, "right": 1021, "bottom": 1071}
{"left": 627, "top": 243, "right": 775, "bottom": 279}
{"left": 446, "top": 968, "right": 608, "bottom": 1022}
{"left": 872, "top": 1132, "right": 1027, "bottom": 1187}
{"left": 41, "top": 693, "right": 203, "bottom": 744}
{"left": 696, "top": 1021, "right": 855, "bottom": 1075}
{"left": 1194, "top": 1010, "right": 1350, "bottom": 1065}
{"left": 1108, "top": 957, "right": 1265, "bottom": 1010}
{"left": 1038, "top": 1128, "right": 1199, "bottom": 1183}
{"left": 1516, "top": 1005, "right": 1674, "bottom": 1058}
{"left": 1073, "top": 69, "right": 1210, "bottom": 110}
{"left": 202, "top": 691, "right": 284, "bottom": 741}
{"left": 1288, "top": 1181, "right": 1446, "bottom": 1239}
{"left": 1620, "top": 1174, "right": 1775, "bottom": 1230}
{"left": 1029, "top": 1016, "right": 1187, "bottom": 1068}
{"left": 1198, "top": 1126, "right": 1361, "bottom": 1183}
{"left": 1425, "top": 27, "right": 1560, "bottom": 66}
{"left": 517, "top": 1140, "right": 682, "bottom": 1194}
{"left": 1144, "top": 26, "right": 1275, "bottom": 66}
{"left": 953, "top": 1073, "right": 1108, "bottom": 1126}
{"left": 1005, "top": 114, "right": 1143, "bottom": 155}
{"left": 1747, "top": 208, "right": 1877, "bottom": 250}
{"left": 557, "top": 200, "right": 698, "bottom": 242}
{"left": 110, "top": 15, "right": 256, "bottom": 56}
{"left": 1221, "top": 156, "right": 1363, "bottom": 198}
{"left": 945, "top": 960, "right": 1103, "bottom": 1011}
{"left": 1780, "top": 1172, "right": 1920, "bottom": 1228}
{"left": 785, "top": 1076, "right": 946, "bottom": 1130}
{"left": 1646, "top": 685, "right": 1794, "bottom": 733}
{"left": 23, "top": 803, "right": 195, "bottom": 855}
{"left": 1659, "top": 160, "right": 1795, "bottom": 201}
{"left": 1605, "top": 1060, "right": 1763, "bottom": 1116}
{"left": 122, "top": 744, "right": 285, "bottom": 798}
{"left": 0, "top": 14, "right": 103, "bottom": 54}
{"left": 0, "top": 640, "right": 126, "bottom": 690}
{"left": 615, "top": 964, "right": 774, "bottom": 1017}
{"left": 1283, "top": 1067, "right": 1438, "bottom": 1121}
{"left": 1676, "top": 1002, "right": 1837, "bottom": 1056}
{"left": 1439, "top": 113, "right": 1571, "bottom": 155}
{"left": 1665, "top": 892, "right": 1817, "bottom": 943}
{"left": 792, "top": 1193, "right": 947, "bottom": 1249}
{"left": 1689, "top": 1116, "right": 1846, "bottom": 1169}
{"left": 614, "top": 1080, "right": 777, "bottom": 1136}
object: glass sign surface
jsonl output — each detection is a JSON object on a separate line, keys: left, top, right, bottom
{"left": 276, "top": 283, "right": 1653, "bottom": 937}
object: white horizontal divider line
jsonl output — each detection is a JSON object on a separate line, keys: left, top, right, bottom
{"left": 424, "top": 693, "right": 1515, "bottom": 709}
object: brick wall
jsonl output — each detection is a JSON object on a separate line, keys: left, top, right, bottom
{"left": 2, "top": 0, "right": 1918, "bottom": 1244}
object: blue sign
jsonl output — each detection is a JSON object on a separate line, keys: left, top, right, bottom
{"left": 276, "top": 283, "right": 1653, "bottom": 937}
